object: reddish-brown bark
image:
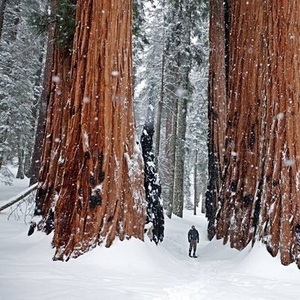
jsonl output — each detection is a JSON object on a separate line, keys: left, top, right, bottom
{"left": 29, "top": 0, "right": 57, "bottom": 187}
{"left": 35, "top": 48, "right": 72, "bottom": 217}
{"left": 207, "top": 0, "right": 300, "bottom": 267}
{"left": 35, "top": 0, "right": 145, "bottom": 260}
{"left": 207, "top": 0, "right": 228, "bottom": 241}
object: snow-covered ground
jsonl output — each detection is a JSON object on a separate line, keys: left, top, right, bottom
{"left": 1, "top": 169, "right": 300, "bottom": 300}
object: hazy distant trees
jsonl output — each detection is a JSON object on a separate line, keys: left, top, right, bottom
{"left": 207, "top": 0, "right": 300, "bottom": 267}
{"left": 0, "top": 0, "right": 8, "bottom": 39}
{"left": 0, "top": 0, "right": 45, "bottom": 182}
{"left": 135, "top": 0, "right": 209, "bottom": 218}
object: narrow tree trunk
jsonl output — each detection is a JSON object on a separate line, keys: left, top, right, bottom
{"left": 172, "top": 93, "right": 187, "bottom": 218}
{"left": 172, "top": 7, "right": 191, "bottom": 217}
{"left": 16, "top": 147, "right": 24, "bottom": 179}
{"left": 163, "top": 97, "right": 177, "bottom": 218}
{"left": 0, "top": 0, "right": 8, "bottom": 40}
{"left": 155, "top": 47, "right": 165, "bottom": 161}
{"left": 27, "top": 44, "right": 47, "bottom": 180}
{"left": 29, "top": 0, "right": 57, "bottom": 186}
{"left": 194, "top": 150, "right": 198, "bottom": 215}
{"left": 154, "top": 0, "right": 166, "bottom": 161}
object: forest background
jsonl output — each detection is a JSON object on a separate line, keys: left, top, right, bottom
{"left": 3, "top": 0, "right": 300, "bottom": 273}
{"left": 0, "top": 0, "right": 208, "bottom": 217}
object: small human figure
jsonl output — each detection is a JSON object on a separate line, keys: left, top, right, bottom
{"left": 188, "top": 225, "right": 199, "bottom": 258}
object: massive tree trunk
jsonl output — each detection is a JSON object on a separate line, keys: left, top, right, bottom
{"left": 206, "top": 0, "right": 227, "bottom": 240}
{"left": 34, "top": 0, "right": 145, "bottom": 260}
{"left": 207, "top": 0, "right": 300, "bottom": 267}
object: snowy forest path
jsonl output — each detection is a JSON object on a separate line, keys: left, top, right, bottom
{"left": 160, "top": 210, "right": 300, "bottom": 300}
{"left": 2, "top": 171, "right": 300, "bottom": 299}
{"left": 159, "top": 211, "right": 228, "bottom": 298}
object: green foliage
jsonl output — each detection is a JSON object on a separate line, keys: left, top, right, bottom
{"left": 28, "top": 11, "right": 53, "bottom": 37}
{"left": 29, "top": 0, "right": 76, "bottom": 52}
{"left": 55, "top": 1, "right": 76, "bottom": 51}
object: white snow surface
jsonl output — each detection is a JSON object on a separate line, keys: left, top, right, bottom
{"left": 1, "top": 171, "right": 300, "bottom": 300}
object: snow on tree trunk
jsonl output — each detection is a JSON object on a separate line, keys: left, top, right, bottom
{"left": 207, "top": 0, "right": 300, "bottom": 267}
{"left": 35, "top": 0, "right": 146, "bottom": 260}
{"left": 173, "top": 90, "right": 187, "bottom": 218}
{"left": 172, "top": 5, "right": 192, "bottom": 217}
{"left": 141, "top": 112, "right": 164, "bottom": 244}
{"left": 16, "top": 147, "right": 24, "bottom": 179}
{"left": 163, "top": 93, "right": 177, "bottom": 218}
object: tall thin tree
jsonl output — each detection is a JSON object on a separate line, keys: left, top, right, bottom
{"left": 0, "top": 0, "right": 8, "bottom": 40}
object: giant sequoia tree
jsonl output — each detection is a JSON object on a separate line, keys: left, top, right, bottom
{"left": 207, "top": 0, "right": 300, "bottom": 267}
{"left": 33, "top": 0, "right": 145, "bottom": 260}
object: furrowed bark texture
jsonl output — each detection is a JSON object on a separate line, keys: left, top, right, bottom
{"left": 50, "top": 0, "right": 145, "bottom": 260}
{"left": 206, "top": 0, "right": 227, "bottom": 240}
{"left": 32, "top": 0, "right": 71, "bottom": 216}
{"left": 29, "top": 10, "right": 56, "bottom": 187}
{"left": 207, "top": 0, "right": 300, "bottom": 267}
{"left": 35, "top": 46, "right": 72, "bottom": 219}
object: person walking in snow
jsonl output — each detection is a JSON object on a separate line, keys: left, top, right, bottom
{"left": 188, "top": 225, "right": 199, "bottom": 258}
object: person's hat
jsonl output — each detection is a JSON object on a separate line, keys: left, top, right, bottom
{"left": 191, "top": 225, "right": 195, "bottom": 229}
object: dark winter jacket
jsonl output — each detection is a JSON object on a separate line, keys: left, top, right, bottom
{"left": 188, "top": 228, "right": 199, "bottom": 243}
